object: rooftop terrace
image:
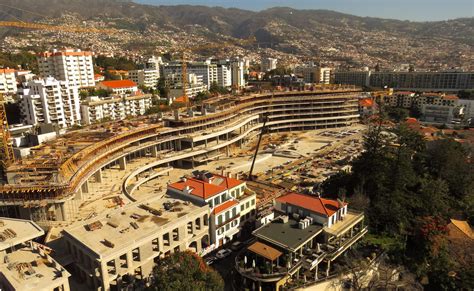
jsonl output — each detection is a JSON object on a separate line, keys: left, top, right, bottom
{"left": 253, "top": 217, "right": 323, "bottom": 252}
{"left": 0, "top": 218, "right": 44, "bottom": 251}
{"left": 64, "top": 195, "right": 208, "bottom": 258}
{"left": 0, "top": 242, "right": 70, "bottom": 291}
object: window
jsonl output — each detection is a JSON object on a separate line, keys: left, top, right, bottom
{"left": 241, "top": 205, "right": 244, "bottom": 211}
{"left": 225, "top": 211, "right": 230, "bottom": 221}
{"left": 218, "top": 215, "right": 223, "bottom": 224}
{"left": 225, "top": 224, "right": 230, "bottom": 231}
{"left": 251, "top": 199, "right": 255, "bottom": 206}
{"left": 246, "top": 201, "right": 250, "bottom": 208}
{"left": 214, "top": 196, "right": 220, "bottom": 206}
{"left": 232, "top": 208, "right": 237, "bottom": 217}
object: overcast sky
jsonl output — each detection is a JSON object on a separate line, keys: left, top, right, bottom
{"left": 136, "top": 0, "right": 474, "bottom": 21}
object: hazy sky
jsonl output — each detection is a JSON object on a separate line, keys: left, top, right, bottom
{"left": 136, "top": 0, "right": 474, "bottom": 21}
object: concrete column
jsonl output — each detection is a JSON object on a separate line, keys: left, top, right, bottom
{"left": 205, "top": 139, "right": 208, "bottom": 147}
{"left": 326, "top": 260, "right": 331, "bottom": 277}
{"left": 226, "top": 146, "right": 230, "bottom": 157}
{"left": 75, "top": 188, "right": 83, "bottom": 200}
{"left": 126, "top": 251, "right": 134, "bottom": 269}
{"left": 99, "top": 261, "right": 110, "bottom": 291}
{"left": 315, "top": 264, "right": 318, "bottom": 280}
{"left": 216, "top": 136, "right": 219, "bottom": 144}
{"left": 81, "top": 180, "right": 89, "bottom": 194}
{"left": 94, "top": 169, "right": 102, "bottom": 183}
{"left": 60, "top": 203, "right": 67, "bottom": 221}
{"left": 191, "top": 142, "right": 194, "bottom": 151}
{"left": 119, "top": 157, "right": 127, "bottom": 170}
{"left": 151, "top": 146, "right": 158, "bottom": 158}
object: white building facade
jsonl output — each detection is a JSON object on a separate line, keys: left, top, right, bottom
{"left": 0, "top": 69, "right": 17, "bottom": 94}
{"left": 80, "top": 94, "right": 152, "bottom": 125}
{"left": 37, "top": 49, "right": 95, "bottom": 88}
{"left": 231, "top": 61, "right": 246, "bottom": 89}
{"left": 19, "top": 77, "right": 81, "bottom": 128}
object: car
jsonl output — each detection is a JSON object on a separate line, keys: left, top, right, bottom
{"left": 231, "top": 241, "right": 243, "bottom": 251}
{"left": 205, "top": 256, "right": 217, "bottom": 265}
{"left": 216, "top": 249, "right": 232, "bottom": 259}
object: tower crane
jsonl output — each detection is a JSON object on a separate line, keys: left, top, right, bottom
{"left": 0, "top": 94, "right": 14, "bottom": 173}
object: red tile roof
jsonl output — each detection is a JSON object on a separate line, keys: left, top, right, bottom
{"left": 168, "top": 177, "right": 225, "bottom": 200}
{"left": 0, "top": 68, "right": 15, "bottom": 74}
{"left": 213, "top": 200, "right": 238, "bottom": 215}
{"left": 276, "top": 193, "right": 345, "bottom": 217}
{"left": 100, "top": 80, "right": 137, "bottom": 89}
{"left": 444, "top": 95, "right": 459, "bottom": 100}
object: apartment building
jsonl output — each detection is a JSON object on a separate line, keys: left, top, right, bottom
{"left": 296, "top": 66, "right": 332, "bottom": 84}
{"left": 0, "top": 68, "right": 17, "bottom": 94}
{"left": 62, "top": 196, "right": 210, "bottom": 290}
{"left": 217, "top": 64, "right": 232, "bottom": 88}
{"left": 236, "top": 192, "right": 367, "bottom": 290}
{"left": 382, "top": 91, "right": 417, "bottom": 108}
{"left": 162, "top": 62, "right": 218, "bottom": 89}
{"left": 98, "top": 80, "right": 139, "bottom": 95}
{"left": 418, "top": 93, "right": 459, "bottom": 123}
{"left": 0, "top": 217, "right": 70, "bottom": 291}
{"left": 19, "top": 77, "right": 81, "bottom": 128}
{"left": 231, "top": 61, "right": 246, "bottom": 89}
{"left": 37, "top": 48, "right": 95, "bottom": 88}
{"left": 167, "top": 171, "right": 257, "bottom": 246}
{"left": 128, "top": 69, "right": 159, "bottom": 89}
{"left": 334, "top": 70, "right": 474, "bottom": 92}
{"left": 333, "top": 70, "right": 371, "bottom": 87}
{"left": 80, "top": 94, "right": 152, "bottom": 125}
{"left": 261, "top": 58, "right": 277, "bottom": 72}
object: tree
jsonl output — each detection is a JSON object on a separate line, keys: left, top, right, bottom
{"left": 147, "top": 251, "right": 224, "bottom": 291}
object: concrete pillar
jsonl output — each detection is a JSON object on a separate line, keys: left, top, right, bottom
{"left": 315, "top": 264, "right": 318, "bottom": 280}
{"left": 119, "top": 157, "right": 127, "bottom": 170}
{"left": 205, "top": 139, "right": 208, "bottom": 147}
{"left": 81, "top": 180, "right": 89, "bottom": 194}
{"left": 126, "top": 251, "right": 134, "bottom": 269}
{"left": 216, "top": 136, "right": 219, "bottom": 144}
{"left": 151, "top": 146, "right": 158, "bottom": 158}
{"left": 226, "top": 146, "right": 230, "bottom": 157}
{"left": 60, "top": 203, "right": 67, "bottom": 221}
{"left": 94, "top": 169, "right": 102, "bottom": 183}
{"left": 191, "top": 142, "right": 194, "bottom": 151}
{"left": 326, "top": 260, "right": 331, "bottom": 277}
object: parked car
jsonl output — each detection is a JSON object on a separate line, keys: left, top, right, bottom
{"left": 205, "top": 256, "right": 217, "bottom": 265}
{"left": 231, "top": 241, "right": 243, "bottom": 251}
{"left": 216, "top": 249, "right": 232, "bottom": 259}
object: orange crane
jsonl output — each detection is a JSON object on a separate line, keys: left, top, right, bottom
{"left": 0, "top": 94, "right": 14, "bottom": 172}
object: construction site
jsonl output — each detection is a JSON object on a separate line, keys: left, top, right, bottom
{"left": 0, "top": 87, "right": 363, "bottom": 229}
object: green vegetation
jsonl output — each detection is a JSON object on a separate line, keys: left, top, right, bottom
{"left": 0, "top": 51, "right": 38, "bottom": 74}
{"left": 79, "top": 88, "right": 110, "bottom": 99}
{"left": 94, "top": 56, "right": 138, "bottom": 71}
{"left": 322, "top": 119, "right": 473, "bottom": 290}
{"left": 147, "top": 251, "right": 224, "bottom": 291}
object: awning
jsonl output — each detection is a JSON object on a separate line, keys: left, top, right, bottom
{"left": 248, "top": 241, "right": 282, "bottom": 261}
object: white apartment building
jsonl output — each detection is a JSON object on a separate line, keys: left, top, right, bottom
{"left": 128, "top": 69, "right": 159, "bottom": 89}
{"left": 167, "top": 171, "right": 257, "bottom": 247}
{"left": 19, "top": 77, "right": 81, "bottom": 128}
{"left": 62, "top": 196, "right": 210, "bottom": 290}
{"left": 261, "top": 57, "right": 277, "bottom": 72}
{"left": 217, "top": 64, "right": 232, "bottom": 88}
{"left": 81, "top": 94, "right": 152, "bottom": 125}
{"left": 231, "top": 61, "right": 246, "bottom": 89}
{"left": 98, "top": 80, "right": 139, "bottom": 95}
{"left": 37, "top": 49, "right": 95, "bottom": 88}
{"left": 169, "top": 84, "right": 207, "bottom": 99}
{"left": 0, "top": 68, "right": 17, "bottom": 94}
{"left": 163, "top": 62, "right": 218, "bottom": 89}
{"left": 295, "top": 66, "right": 332, "bottom": 84}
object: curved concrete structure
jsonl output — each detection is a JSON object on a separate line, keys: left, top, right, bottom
{"left": 0, "top": 88, "right": 362, "bottom": 226}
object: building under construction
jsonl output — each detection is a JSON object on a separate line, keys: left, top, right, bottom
{"left": 0, "top": 87, "right": 362, "bottom": 228}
